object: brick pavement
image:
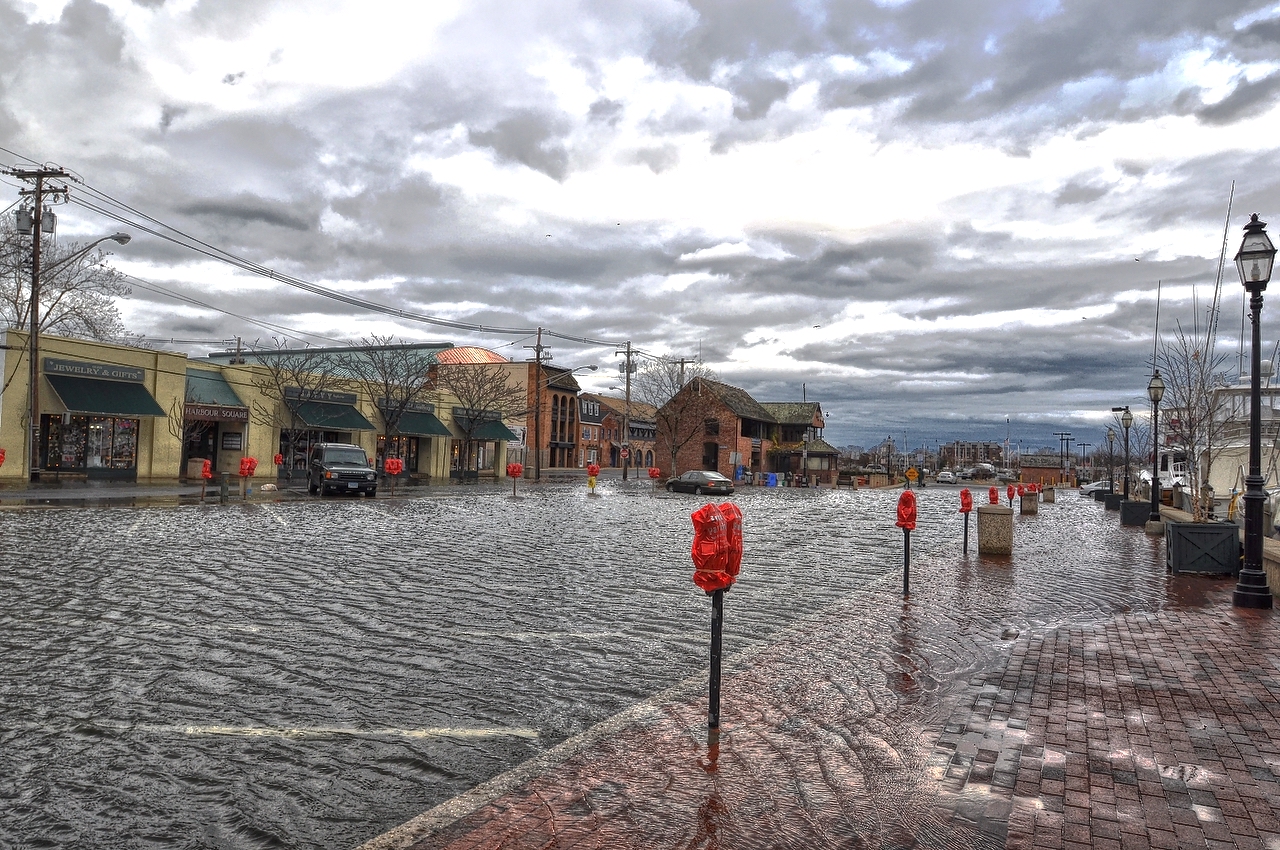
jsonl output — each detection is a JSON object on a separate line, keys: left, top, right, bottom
{"left": 360, "top": 509, "right": 1280, "bottom": 850}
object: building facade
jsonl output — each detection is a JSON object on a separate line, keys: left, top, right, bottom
{"left": 0, "top": 332, "right": 520, "bottom": 485}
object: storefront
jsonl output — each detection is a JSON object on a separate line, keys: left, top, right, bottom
{"left": 39, "top": 358, "right": 166, "bottom": 480}
{"left": 278, "top": 388, "right": 375, "bottom": 475}
{"left": 450, "top": 408, "right": 517, "bottom": 479}
{"left": 378, "top": 401, "right": 451, "bottom": 477}
{"left": 182, "top": 369, "right": 250, "bottom": 478}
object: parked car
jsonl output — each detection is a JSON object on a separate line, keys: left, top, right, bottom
{"left": 1078, "top": 480, "right": 1114, "bottom": 496}
{"left": 308, "top": 443, "right": 377, "bottom": 497}
{"left": 665, "top": 470, "right": 735, "bottom": 495}
{"left": 936, "top": 471, "right": 957, "bottom": 484}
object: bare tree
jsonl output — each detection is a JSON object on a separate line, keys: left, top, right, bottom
{"left": 1, "top": 219, "right": 133, "bottom": 394}
{"left": 633, "top": 357, "right": 719, "bottom": 474}
{"left": 1157, "top": 323, "right": 1230, "bottom": 519}
{"left": 433, "top": 362, "right": 526, "bottom": 473}
{"left": 0, "top": 220, "right": 131, "bottom": 340}
{"left": 247, "top": 340, "right": 349, "bottom": 479}
{"left": 336, "top": 334, "right": 437, "bottom": 435}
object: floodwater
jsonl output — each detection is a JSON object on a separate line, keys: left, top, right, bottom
{"left": 0, "top": 484, "right": 1185, "bottom": 849}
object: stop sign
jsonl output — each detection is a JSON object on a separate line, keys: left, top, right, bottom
{"left": 621, "top": 448, "right": 630, "bottom": 459}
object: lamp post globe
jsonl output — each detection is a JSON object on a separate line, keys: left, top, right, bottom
{"left": 1233, "top": 213, "right": 1276, "bottom": 609}
{"left": 1146, "top": 371, "right": 1165, "bottom": 531}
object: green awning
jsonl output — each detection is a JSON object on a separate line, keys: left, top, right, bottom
{"left": 294, "top": 400, "right": 375, "bottom": 431}
{"left": 47, "top": 375, "right": 166, "bottom": 417}
{"left": 185, "top": 368, "right": 246, "bottom": 407}
{"left": 471, "top": 420, "right": 520, "bottom": 441}
{"left": 393, "top": 410, "right": 452, "bottom": 437}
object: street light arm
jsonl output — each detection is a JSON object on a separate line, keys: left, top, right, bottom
{"left": 38, "top": 233, "right": 131, "bottom": 279}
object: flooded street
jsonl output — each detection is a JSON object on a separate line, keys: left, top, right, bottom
{"left": 0, "top": 484, "right": 1182, "bottom": 849}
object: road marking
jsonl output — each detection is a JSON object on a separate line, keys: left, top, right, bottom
{"left": 166, "top": 725, "right": 538, "bottom": 740}
{"left": 260, "top": 505, "right": 288, "bottom": 526}
{"left": 127, "top": 518, "right": 143, "bottom": 536}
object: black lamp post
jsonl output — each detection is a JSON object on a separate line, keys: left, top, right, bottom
{"left": 1147, "top": 372, "right": 1165, "bottom": 527}
{"left": 1119, "top": 407, "right": 1132, "bottom": 500}
{"left": 1233, "top": 213, "right": 1276, "bottom": 609}
{"left": 1107, "top": 428, "right": 1116, "bottom": 494}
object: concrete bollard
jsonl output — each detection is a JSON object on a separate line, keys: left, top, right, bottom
{"left": 1020, "top": 492, "right": 1038, "bottom": 515}
{"left": 977, "top": 504, "right": 1014, "bottom": 555}
{"left": 1042, "top": 487, "right": 1056, "bottom": 503}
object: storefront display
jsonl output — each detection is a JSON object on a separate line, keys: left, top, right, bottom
{"left": 42, "top": 415, "right": 139, "bottom": 477}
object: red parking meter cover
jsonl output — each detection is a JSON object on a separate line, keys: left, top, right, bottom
{"left": 1006, "top": 484, "right": 1015, "bottom": 501}
{"left": 719, "top": 502, "right": 743, "bottom": 578}
{"left": 385, "top": 457, "right": 404, "bottom": 475}
{"left": 896, "top": 489, "right": 917, "bottom": 530}
{"left": 648, "top": 467, "right": 661, "bottom": 479}
{"left": 691, "top": 503, "right": 733, "bottom": 592}
{"left": 587, "top": 463, "right": 601, "bottom": 477}
{"left": 274, "top": 453, "right": 284, "bottom": 466}
{"left": 201, "top": 459, "right": 213, "bottom": 480}
{"left": 1017, "top": 483, "right": 1025, "bottom": 496}
{"left": 959, "top": 488, "right": 973, "bottom": 513}
{"left": 506, "top": 462, "right": 523, "bottom": 477}
{"left": 988, "top": 486, "right": 999, "bottom": 504}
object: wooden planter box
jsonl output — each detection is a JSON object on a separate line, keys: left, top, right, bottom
{"left": 1165, "top": 521, "right": 1240, "bottom": 575}
{"left": 1120, "top": 500, "right": 1150, "bottom": 527}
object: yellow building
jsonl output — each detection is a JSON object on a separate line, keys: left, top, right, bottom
{"left": 0, "top": 332, "right": 517, "bottom": 485}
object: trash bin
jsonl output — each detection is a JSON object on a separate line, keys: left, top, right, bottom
{"left": 767, "top": 473, "right": 777, "bottom": 487}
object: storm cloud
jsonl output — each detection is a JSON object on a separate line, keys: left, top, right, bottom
{"left": 4, "top": 0, "right": 1280, "bottom": 448}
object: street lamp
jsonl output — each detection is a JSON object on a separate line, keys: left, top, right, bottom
{"left": 1147, "top": 371, "right": 1165, "bottom": 529}
{"left": 1114, "top": 406, "right": 1133, "bottom": 500}
{"left": 1233, "top": 212, "right": 1276, "bottom": 609}
{"left": 1079, "top": 443, "right": 1092, "bottom": 481}
{"left": 28, "top": 232, "right": 132, "bottom": 481}
{"left": 1107, "top": 428, "right": 1116, "bottom": 494}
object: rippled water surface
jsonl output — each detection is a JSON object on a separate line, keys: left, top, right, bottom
{"left": 2, "top": 482, "right": 1000, "bottom": 849}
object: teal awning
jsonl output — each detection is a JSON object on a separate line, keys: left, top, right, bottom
{"left": 294, "top": 401, "right": 375, "bottom": 430}
{"left": 471, "top": 420, "right": 519, "bottom": 441}
{"left": 47, "top": 375, "right": 166, "bottom": 417}
{"left": 185, "top": 368, "right": 246, "bottom": 407}
{"left": 394, "top": 410, "right": 452, "bottom": 437}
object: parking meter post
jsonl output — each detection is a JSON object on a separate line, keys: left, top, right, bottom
{"left": 219, "top": 472, "right": 228, "bottom": 504}
{"left": 903, "top": 528, "right": 911, "bottom": 596}
{"left": 708, "top": 588, "right": 724, "bottom": 730}
{"left": 963, "top": 513, "right": 969, "bottom": 554}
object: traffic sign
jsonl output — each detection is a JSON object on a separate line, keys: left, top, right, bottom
{"left": 906, "top": 467, "right": 919, "bottom": 481}
{"left": 621, "top": 448, "right": 630, "bottom": 459}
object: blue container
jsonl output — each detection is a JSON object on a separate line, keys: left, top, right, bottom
{"left": 767, "top": 473, "right": 777, "bottom": 487}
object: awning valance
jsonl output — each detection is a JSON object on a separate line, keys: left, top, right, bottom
{"left": 294, "top": 401, "right": 375, "bottom": 431}
{"left": 185, "top": 369, "right": 246, "bottom": 407}
{"left": 46, "top": 375, "right": 166, "bottom": 418}
{"left": 471, "top": 420, "right": 520, "bottom": 442}
{"left": 393, "top": 410, "right": 452, "bottom": 437}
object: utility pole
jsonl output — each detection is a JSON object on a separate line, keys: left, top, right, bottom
{"left": 1054, "top": 431, "right": 1072, "bottom": 485}
{"left": 6, "top": 167, "right": 70, "bottom": 481}
{"left": 673, "top": 357, "right": 696, "bottom": 387}
{"left": 523, "top": 328, "right": 548, "bottom": 481}
{"left": 616, "top": 341, "right": 633, "bottom": 480}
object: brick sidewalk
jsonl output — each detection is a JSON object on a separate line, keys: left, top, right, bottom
{"left": 359, "top": 507, "right": 1280, "bottom": 850}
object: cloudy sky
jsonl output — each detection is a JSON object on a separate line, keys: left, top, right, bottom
{"left": 5, "top": 0, "right": 1280, "bottom": 451}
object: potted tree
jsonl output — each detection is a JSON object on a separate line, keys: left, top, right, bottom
{"left": 1157, "top": 326, "right": 1241, "bottom": 575}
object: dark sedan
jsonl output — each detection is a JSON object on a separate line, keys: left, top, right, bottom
{"left": 665, "top": 470, "right": 735, "bottom": 495}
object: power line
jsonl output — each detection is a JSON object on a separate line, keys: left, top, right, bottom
{"left": 6, "top": 146, "right": 636, "bottom": 354}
